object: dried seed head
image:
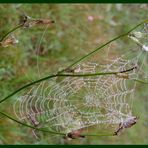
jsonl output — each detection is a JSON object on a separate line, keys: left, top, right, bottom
{"left": 28, "top": 19, "right": 54, "bottom": 28}
{"left": 114, "top": 116, "right": 138, "bottom": 135}
{"left": 65, "top": 129, "right": 85, "bottom": 139}
{"left": 0, "top": 35, "right": 19, "bottom": 47}
{"left": 32, "top": 19, "right": 55, "bottom": 25}
{"left": 20, "top": 14, "right": 55, "bottom": 28}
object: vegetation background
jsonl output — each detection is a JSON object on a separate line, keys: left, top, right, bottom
{"left": 0, "top": 4, "right": 148, "bottom": 144}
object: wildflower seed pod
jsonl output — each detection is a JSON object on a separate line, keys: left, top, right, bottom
{"left": 31, "top": 19, "right": 55, "bottom": 26}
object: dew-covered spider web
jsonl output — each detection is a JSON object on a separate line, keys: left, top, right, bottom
{"left": 12, "top": 23, "right": 148, "bottom": 137}
{"left": 12, "top": 56, "right": 139, "bottom": 135}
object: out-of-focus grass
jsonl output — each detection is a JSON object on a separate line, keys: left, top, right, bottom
{"left": 0, "top": 4, "right": 148, "bottom": 144}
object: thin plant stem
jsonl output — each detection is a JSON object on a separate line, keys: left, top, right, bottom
{"left": 0, "top": 74, "right": 56, "bottom": 103}
{"left": 0, "top": 111, "right": 65, "bottom": 136}
{"left": 0, "top": 20, "right": 148, "bottom": 136}
{"left": 0, "top": 20, "right": 147, "bottom": 104}
{"left": 0, "top": 67, "right": 147, "bottom": 104}
{"left": 0, "top": 111, "right": 114, "bottom": 137}
{"left": 0, "top": 24, "right": 23, "bottom": 42}
{"left": 0, "top": 67, "right": 137, "bottom": 104}
{"left": 83, "top": 133, "right": 114, "bottom": 137}
{"left": 134, "top": 79, "right": 148, "bottom": 84}
{"left": 59, "top": 20, "right": 148, "bottom": 73}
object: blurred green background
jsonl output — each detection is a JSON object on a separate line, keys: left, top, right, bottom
{"left": 0, "top": 4, "right": 148, "bottom": 144}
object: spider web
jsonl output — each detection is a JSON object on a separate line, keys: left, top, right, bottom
{"left": 13, "top": 56, "right": 138, "bottom": 134}
{"left": 12, "top": 23, "right": 148, "bottom": 136}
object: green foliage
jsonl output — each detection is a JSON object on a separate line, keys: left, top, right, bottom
{"left": 0, "top": 4, "right": 148, "bottom": 144}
